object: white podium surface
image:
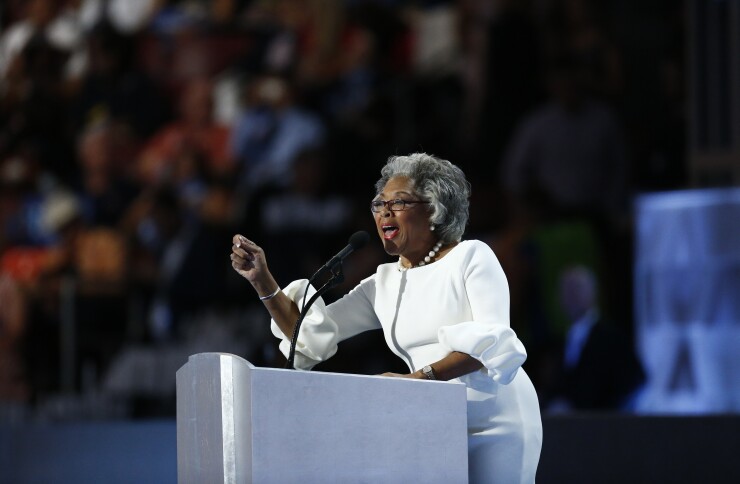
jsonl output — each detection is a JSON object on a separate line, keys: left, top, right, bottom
{"left": 176, "top": 353, "right": 468, "bottom": 483}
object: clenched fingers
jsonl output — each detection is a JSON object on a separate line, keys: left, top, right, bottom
{"left": 231, "top": 234, "right": 266, "bottom": 273}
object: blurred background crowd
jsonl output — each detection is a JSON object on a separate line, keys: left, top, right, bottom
{"left": 0, "top": 0, "right": 697, "bottom": 420}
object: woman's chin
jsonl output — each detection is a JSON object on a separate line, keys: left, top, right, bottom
{"left": 381, "top": 239, "right": 401, "bottom": 256}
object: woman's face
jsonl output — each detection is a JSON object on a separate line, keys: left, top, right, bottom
{"left": 373, "top": 176, "right": 437, "bottom": 266}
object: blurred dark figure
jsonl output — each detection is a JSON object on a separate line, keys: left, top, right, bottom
{"left": 0, "top": 30, "right": 72, "bottom": 183}
{"left": 75, "top": 122, "right": 140, "bottom": 227}
{"left": 124, "top": 187, "right": 230, "bottom": 342}
{"left": 0, "top": 151, "right": 53, "bottom": 249}
{"left": 542, "top": 0, "right": 624, "bottom": 103}
{"left": 457, "top": 0, "right": 543, "bottom": 235}
{"left": 502, "top": 54, "right": 626, "bottom": 226}
{"left": 70, "top": 20, "right": 170, "bottom": 141}
{"left": 0, "top": 155, "right": 53, "bottom": 399}
{"left": 544, "top": 265, "right": 644, "bottom": 412}
{"left": 0, "top": 272, "right": 30, "bottom": 403}
{"left": 0, "top": 0, "right": 66, "bottom": 78}
{"left": 256, "top": 148, "right": 353, "bottom": 286}
{"left": 475, "top": 0, "right": 542, "bottom": 175}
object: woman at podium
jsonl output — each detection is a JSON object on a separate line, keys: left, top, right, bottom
{"left": 231, "top": 153, "right": 542, "bottom": 483}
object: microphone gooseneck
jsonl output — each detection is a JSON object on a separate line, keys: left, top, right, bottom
{"left": 287, "top": 231, "right": 370, "bottom": 369}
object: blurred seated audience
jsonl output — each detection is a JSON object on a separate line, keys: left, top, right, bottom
{"left": 5, "top": 188, "right": 130, "bottom": 397}
{"left": 544, "top": 265, "right": 644, "bottom": 412}
{"left": 0, "top": 0, "right": 687, "bottom": 420}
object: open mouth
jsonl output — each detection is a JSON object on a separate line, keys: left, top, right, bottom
{"left": 381, "top": 225, "right": 399, "bottom": 240}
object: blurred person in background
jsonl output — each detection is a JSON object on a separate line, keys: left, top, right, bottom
{"left": 0, "top": 154, "right": 54, "bottom": 401}
{"left": 0, "top": 152, "right": 53, "bottom": 249}
{"left": 0, "top": 23, "right": 73, "bottom": 184}
{"left": 106, "top": 0, "right": 164, "bottom": 34}
{"left": 29, "top": 189, "right": 129, "bottom": 393}
{"left": 542, "top": 0, "right": 624, "bottom": 104}
{"left": 122, "top": 187, "right": 229, "bottom": 342}
{"left": 0, "top": 0, "right": 86, "bottom": 80}
{"left": 502, "top": 53, "right": 626, "bottom": 227}
{"left": 18, "top": 189, "right": 85, "bottom": 396}
{"left": 230, "top": 74, "right": 325, "bottom": 192}
{"left": 472, "top": 0, "right": 542, "bottom": 175}
{"left": 456, "top": 0, "right": 544, "bottom": 237}
{"left": 69, "top": 20, "right": 170, "bottom": 142}
{"left": 316, "top": 1, "right": 406, "bottom": 200}
{"left": 137, "top": 77, "right": 233, "bottom": 188}
{"left": 75, "top": 122, "right": 140, "bottom": 227}
{"left": 255, "top": 148, "right": 354, "bottom": 286}
{"left": 544, "top": 265, "right": 644, "bottom": 412}
{"left": 0, "top": 272, "right": 30, "bottom": 404}
{"left": 36, "top": 190, "right": 86, "bottom": 291}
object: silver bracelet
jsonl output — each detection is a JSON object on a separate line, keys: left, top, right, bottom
{"left": 259, "top": 287, "right": 281, "bottom": 301}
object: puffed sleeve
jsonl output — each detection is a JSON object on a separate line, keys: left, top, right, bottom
{"left": 271, "top": 276, "right": 381, "bottom": 370}
{"left": 437, "top": 241, "right": 527, "bottom": 384}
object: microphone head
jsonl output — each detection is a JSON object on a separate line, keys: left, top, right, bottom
{"left": 348, "top": 230, "right": 370, "bottom": 250}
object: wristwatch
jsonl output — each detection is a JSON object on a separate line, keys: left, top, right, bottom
{"left": 421, "top": 365, "right": 436, "bottom": 380}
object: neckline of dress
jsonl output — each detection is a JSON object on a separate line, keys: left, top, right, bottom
{"left": 395, "top": 240, "right": 466, "bottom": 273}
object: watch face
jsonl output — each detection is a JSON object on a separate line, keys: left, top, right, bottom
{"left": 423, "top": 366, "right": 435, "bottom": 379}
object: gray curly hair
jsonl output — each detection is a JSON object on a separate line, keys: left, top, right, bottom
{"left": 375, "top": 153, "right": 471, "bottom": 243}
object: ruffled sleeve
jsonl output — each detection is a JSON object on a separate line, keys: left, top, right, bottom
{"left": 437, "top": 241, "right": 527, "bottom": 384}
{"left": 438, "top": 322, "right": 526, "bottom": 384}
{"left": 270, "top": 277, "right": 381, "bottom": 370}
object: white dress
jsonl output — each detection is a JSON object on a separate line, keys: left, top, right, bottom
{"left": 271, "top": 240, "right": 543, "bottom": 483}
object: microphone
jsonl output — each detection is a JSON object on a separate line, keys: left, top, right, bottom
{"left": 288, "top": 230, "right": 370, "bottom": 369}
{"left": 309, "top": 231, "right": 370, "bottom": 282}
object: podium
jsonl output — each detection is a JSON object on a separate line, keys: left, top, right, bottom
{"left": 176, "top": 353, "right": 468, "bottom": 483}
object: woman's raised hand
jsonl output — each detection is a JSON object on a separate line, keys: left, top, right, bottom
{"left": 230, "top": 234, "right": 270, "bottom": 287}
{"left": 230, "top": 235, "right": 298, "bottom": 332}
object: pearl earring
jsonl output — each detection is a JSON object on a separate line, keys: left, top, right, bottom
{"left": 430, "top": 225, "right": 435, "bottom": 231}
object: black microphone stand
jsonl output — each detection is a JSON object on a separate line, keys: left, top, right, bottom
{"left": 286, "top": 263, "right": 345, "bottom": 370}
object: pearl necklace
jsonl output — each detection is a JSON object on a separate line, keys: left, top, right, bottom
{"left": 397, "top": 241, "right": 443, "bottom": 272}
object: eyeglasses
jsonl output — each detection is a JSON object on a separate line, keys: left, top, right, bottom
{"left": 370, "top": 199, "right": 429, "bottom": 213}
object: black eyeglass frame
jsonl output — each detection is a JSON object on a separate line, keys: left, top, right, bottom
{"left": 370, "top": 199, "right": 430, "bottom": 213}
